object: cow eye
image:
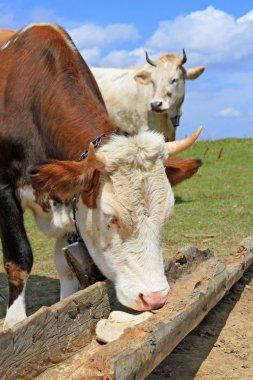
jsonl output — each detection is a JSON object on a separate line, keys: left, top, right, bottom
{"left": 105, "top": 215, "right": 120, "bottom": 228}
{"left": 171, "top": 78, "right": 179, "bottom": 84}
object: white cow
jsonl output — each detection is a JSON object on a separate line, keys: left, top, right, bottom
{"left": 91, "top": 50, "right": 205, "bottom": 141}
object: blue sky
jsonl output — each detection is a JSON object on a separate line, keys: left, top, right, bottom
{"left": 1, "top": 1, "right": 253, "bottom": 140}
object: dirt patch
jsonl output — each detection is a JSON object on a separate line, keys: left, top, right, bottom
{"left": 148, "top": 265, "right": 253, "bottom": 380}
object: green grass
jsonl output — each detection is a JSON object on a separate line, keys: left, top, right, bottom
{"left": 164, "top": 138, "right": 253, "bottom": 258}
{"left": 23, "top": 211, "right": 57, "bottom": 278}
{"left": 1, "top": 138, "right": 253, "bottom": 276}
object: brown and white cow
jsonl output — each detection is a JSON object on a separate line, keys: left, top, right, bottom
{"left": 0, "top": 23, "right": 202, "bottom": 329}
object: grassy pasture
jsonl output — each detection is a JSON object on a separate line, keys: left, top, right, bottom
{"left": 164, "top": 137, "right": 253, "bottom": 258}
{"left": 0, "top": 138, "right": 253, "bottom": 315}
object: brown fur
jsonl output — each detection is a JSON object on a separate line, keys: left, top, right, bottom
{"left": 4, "top": 262, "right": 28, "bottom": 305}
{"left": 30, "top": 160, "right": 89, "bottom": 202}
{"left": 4, "top": 261, "right": 28, "bottom": 284}
{"left": 30, "top": 159, "right": 101, "bottom": 209}
{"left": 165, "top": 157, "right": 202, "bottom": 187}
{"left": 0, "top": 24, "right": 116, "bottom": 193}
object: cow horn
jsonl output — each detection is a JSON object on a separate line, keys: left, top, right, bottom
{"left": 145, "top": 51, "right": 157, "bottom": 67}
{"left": 180, "top": 48, "right": 187, "bottom": 66}
{"left": 166, "top": 126, "right": 202, "bottom": 155}
{"left": 87, "top": 143, "right": 107, "bottom": 170}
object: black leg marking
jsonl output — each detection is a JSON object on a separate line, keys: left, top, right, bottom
{"left": 0, "top": 186, "right": 33, "bottom": 308}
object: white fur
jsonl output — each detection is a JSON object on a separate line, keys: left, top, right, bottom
{"left": 3, "top": 286, "right": 27, "bottom": 330}
{"left": 91, "top": 66, "right": 152, "bottom": 135}
{"left": 90, "top": 57, "right": 203, "bottom": 140}
{"left": 76, "top": 131, "right": 174, "bottom": 310}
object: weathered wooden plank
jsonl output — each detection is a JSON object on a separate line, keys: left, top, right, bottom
{"left": 2, "top": 238, "right": 253, "bottom": 380}
{"left": 0, "top": 282, "right": 115, "bottom": 380}
{"left": 0, "top": 243, "right": 213, "bottom": 379}
{"left": 40, "top": 237, "right": 253, "bottom": 380}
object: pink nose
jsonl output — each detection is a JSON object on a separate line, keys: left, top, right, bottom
{"left": 138, "top": 291, "right": 168, "bottom": 310}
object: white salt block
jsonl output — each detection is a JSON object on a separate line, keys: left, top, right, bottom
{"left": 96, "top": 311, "right": 152, "bottom": 343}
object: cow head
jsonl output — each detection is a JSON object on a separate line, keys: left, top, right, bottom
{"left": 134, "top": 50, "right": 205, "bottom": 126}
{"left": 30, "top": 128, "right": 202, "bottom": 311}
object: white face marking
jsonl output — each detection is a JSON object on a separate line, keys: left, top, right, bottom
{"left": 76, "top": 132, "right": 173, "bottom": 311}
{"left": 3, "top": 286, "right": 27, "bottom": 330}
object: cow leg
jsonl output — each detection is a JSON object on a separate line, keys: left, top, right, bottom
{"left": 0, "top": 186, "right": 33, "bottom": 330}
{"left": 54, "top": 237, "right": 79, "bottom": 299}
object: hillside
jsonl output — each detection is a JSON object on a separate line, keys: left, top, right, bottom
{"left": 165, "top": 138, "right": 253, "bottom": 258}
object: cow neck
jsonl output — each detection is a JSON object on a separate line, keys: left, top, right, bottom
{"left": 2, "top": 24, "right": 116, "bottom": 162}
{"left": 22, "top": 32, "right": 115, "bottom": 161}
{"left": 77, "top": 128, "right": 128, "bottom": 162}
{"left": 35, "top": 92, "right": 116, "bottom": 161}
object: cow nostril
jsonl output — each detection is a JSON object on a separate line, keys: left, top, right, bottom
{"left": 151, "top": 101, "right": 163, "bottom": 110}
{"left": 139, "top": 293, "right": 149, "bottom": 309}
{"left": 138, "top": 292, "right": 167, "bottom": 310}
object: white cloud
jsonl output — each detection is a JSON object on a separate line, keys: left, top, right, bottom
{"left": 69, "top": 22, "right": 141, "bottom": 67}
{"left": 79, "top": 47, "right": 146, "bottom": 68}
{"left": 238, "top": 10, "right": 253, "bottom": 23}
{"left": 217, "top": 107, "right": 240, "bottom": 117}
{"left": 145, "top": 6, "right": 253, "bottom": 68}
{"left": 99, "top": 48, "right": 145, "bottom": 67}
{"left": 69, "top": 23, "right": 139, "bottom": 50}
{"left": 74, "top": 7, "right": 253, "bottom": 70}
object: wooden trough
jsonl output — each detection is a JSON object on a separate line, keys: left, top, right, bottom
{"left": 0, "top": 236, "right": 253, "bottom": 380}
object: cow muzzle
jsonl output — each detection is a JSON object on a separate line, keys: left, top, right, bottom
{"left": 150, "top": 100, "right": 166, "bottom": 112}
{"left": 137, "top": 290, "right": 169, "bottom": 311}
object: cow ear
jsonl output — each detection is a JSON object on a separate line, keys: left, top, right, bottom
{"left": 134, "top": 70, "right": 152, "bottom": 85}
{"left": 29, "top": 160, "right": 88, "bottom": 202}
{"left": 165, "top": 157, "right": 202, "bottom": 187}
{"left": 185, "top": 66, "right": 205, "bottom": 80}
